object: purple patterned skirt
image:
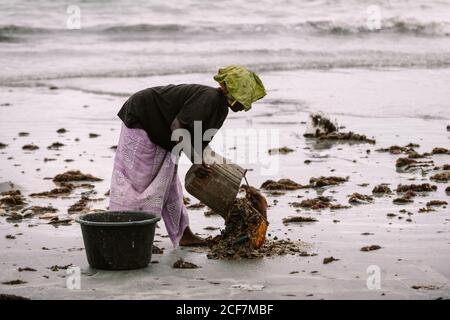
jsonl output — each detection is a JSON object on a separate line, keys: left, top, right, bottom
{"left": 109, "top": 123, "right": 189, "bottom": 246}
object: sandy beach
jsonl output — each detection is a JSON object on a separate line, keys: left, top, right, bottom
{"left": 1, "top": 0, "right": 450, "bottom": 300}
{"left": 1, "top": 67, "right": 449, "bottom": 299}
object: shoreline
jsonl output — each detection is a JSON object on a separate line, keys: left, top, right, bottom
{"left": 1, "top": 68, "right": 449, "bottom": 299}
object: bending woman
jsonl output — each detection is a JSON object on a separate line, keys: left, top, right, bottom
{"left": 108, "top": 65, "right": 266, "bottom": 246}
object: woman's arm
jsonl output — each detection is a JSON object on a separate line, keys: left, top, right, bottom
{"left": 170, "top": 117, "right": 211, "bottom": 178}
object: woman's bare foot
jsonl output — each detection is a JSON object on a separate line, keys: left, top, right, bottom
{"left": 179, "top": 226, "right": 206, "bottom": 246}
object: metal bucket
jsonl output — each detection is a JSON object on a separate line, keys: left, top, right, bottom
{"left": 185, "top": 152, "right": 246, "bottom": 217}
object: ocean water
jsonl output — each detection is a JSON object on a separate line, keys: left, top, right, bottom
{"left": 1, "top": 0, "right": 450, "bottom": 119}
{"left": 1, "top": 0, "right": 450, "bottom": 81}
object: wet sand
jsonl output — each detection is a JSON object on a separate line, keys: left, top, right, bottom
{"left": 0, "top": 69, "right": 449, "bottom": 299}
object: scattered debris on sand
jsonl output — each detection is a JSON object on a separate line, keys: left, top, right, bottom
{"left": 5, "top": 234, "right": 16, "bottom": 239}
{"left": 204, "top": 208, "right": 218, "bottom": 216}
{"left": 18, "top": 267, "right": 36, "bottom": 272}
{"left": 47, "top": 142, "right": 65, "bottom": 150}
{"left": 283, "top": 216, "right": 318, "bottom": 223}
{"left": 5, "top": 212, "right": 24, "bottom": 222}
{"left": 260, "top": 179, "right": 303, "bottom": 190}
{"left": 303, "top": 113, "right": 376, "bottom": 144}
{"left": 205, "top": 187, "right": 273, "bottom": 259}
{"left": 38, "top": 212, "right": 59, "bottom": 219}
{"left": 22, "top": 144, "right": 39, "bottom": 151}
{"left": 0, "top": 191, "right": 27, "bottom": 209}
{"left": 309, "top": 176, "right": 348, "bottom": 188}
{"left": 0, "top": 142, "right": 8, "bottom": 149}
{"left": 411, "top": 285, "right": 440, "bottom": 290}
{"left": 393, "top": 191, "right": 416, "bottom": 204}
{"left": 1, "top": 279, "right": 27, "bottom": 285}
{"left": 426, "top": 200, "right": 447, "bottom": 207}
{"left": 406, "top": 151, "right": 431, "bottom": 159}
{"left": 56, "top": 128, "right": 67, "bottom": 134}
{"left": 446, "top": 186, "right": 450, "bottom": 193}
{"left": 204, "top": 226, "right": 220, "bottom": 230}
{"left": 0, "top": 294, "right": 30, "bottom": 300}
{"left": 419, "top": 207, "right": 435, "bottom": 213}
{"left": 290, "top": 196, "right": 331, "bottom": 210}
{"left": 290, "top": 196, "right": 350, "bottom": 210}
{"left": 430, "top": 172, "right": 450, "bottom": 182}
{"left": 386, "top": 213, "right": 397, "bottom": 218}
{"left": 173, "top": 259, "right": 200, "bottom": 269}
{"left": 348, "top": 193, "right": 374, "bottom": 204}
{"left": 186, "top": 202, "right": 205, "bottom": 210}
{"left": 68, "top": 196, "right": 90, "bottom": 213}
{"left": 323, "top": 256, "right": 339, "bottom": 264}
{"left": 316, "top": 131, "right": 376, "bottom": 144}
{"left": 266, "top": 190, "right": 286, "bottom": 196}
{"left": 396, "top": 183, "right": 437, "bottom": 193}
{"left": 304, "top": 113, "right": 338, "bottom": 136}
{"left": 48, "top": 217, "right": 73, "bottom": 226}
{"left": 110, "top": 145, "right": 117, "bottom": 151}
{"left": 360, "top": 245, "right": 381, "bottom": 252}
{"left": 152, "top": 245, "right": 164, "bottom": 254}
{"left": 207, "top": 239, "right": 310, "bottom": 260}
{"left": 431, "top": 147, "right": 450, "bottom": 155}
{"left": 376, "top": 143, "right": 420, "bottom": 155}
{"left": 0, "top": 189, "right": 21, "bottom": 197}
{"left": 396, "top": 157, "right": 434, "bottom": 170}
{"left": 21, "top": 206, "right": 58, "bottom": 217}
{"left": 53, "top": 170, "right": 102, "bottom": 182}
{"left": 18, "top": 132, "right": 29, "bottom": 137}
{"left": 30, "top": 185, "right": 73, "bottom": 198}
{"left": 48, "top": 264, "right": 72, "bottom": 272}
{"left": 372, "top": 184, "right": 392, "bottom": 194}
{"left": 183, "top": 196, "right": 191, "bottom": 205}
{"left": 89, "top": 133, "right": 100, "bottom": 138}
{"left": 376, "top": 143, "right": 431, "bottom": 159}
{"left": 330, "top": 204, "right": 352, "bottom": 210}
{"left": 268, "top": 146, "right": 294, "bottom": 155}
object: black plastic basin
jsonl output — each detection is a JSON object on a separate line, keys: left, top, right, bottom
{"left": 76, "top": 211, "right": 160, "bottom": 270}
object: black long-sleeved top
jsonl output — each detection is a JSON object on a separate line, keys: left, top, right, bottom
{"left": 118, "top": 84, "right": 229, "bottom": 154}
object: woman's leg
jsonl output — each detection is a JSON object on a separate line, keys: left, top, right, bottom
{"left": 179, "top": 225, "right": 206, "bottom": 246}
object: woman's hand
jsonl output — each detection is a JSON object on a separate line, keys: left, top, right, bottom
{"left": 193, "top": 163, "right": 212, "bottom": 178}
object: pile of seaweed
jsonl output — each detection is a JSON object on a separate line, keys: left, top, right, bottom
{"left": 303, "top": 113, "right": 376, "bottom": 144}
{"left": 205, "top": 187, "right": 308, "bottom": 259}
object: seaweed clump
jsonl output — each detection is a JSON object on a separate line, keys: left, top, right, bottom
{"left": 395, "top": 183, "right": 437, "bottom": 193}
{"left": 303, "top": 113, "right": 375, "bottom": 144}
{"left": 431, "top": 147, "right": 450, "bottom": 155}
{"left": 53, "top": 170, "right": 102, "bottom": 182}
{"left": 0, "top": 190, "right": 27, "bottom": 209}
{"left": 372, "top": 184, "right": 392, "bottom": 194}
{"left": 30, "top": 184, "right": 74, "bottom": 198}
{"left": 309, "top": 176, "right": 348, "bottom": 188}
{"left": 290, "top": 196, "right": 331, "bottom": 210}
{"left": 173, "top": 259, "right": 200, "bottom": 269}
{"left": 260, "top": 179, "right": 303, "bottom": 190}
{"left": 348, "top": 193, "right": 374, "bottom": 204}
{"left": 393, "top": 191, "right": 416, "bottom": 204}
{"left": 206, "top": 187, "right": 308, "bottom": 259}
{"left": 268, "top": 146, "right": 294, "bottom": 155}
{"left": 430, "top": 172, "right": 450, "bottom": 182}
{"left": 426, "top": 200, "right": 447, "bottom": 207}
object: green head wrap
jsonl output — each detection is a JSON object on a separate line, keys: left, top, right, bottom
{"left": 213, "top": 65, "right": 266, "bottom": 111}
